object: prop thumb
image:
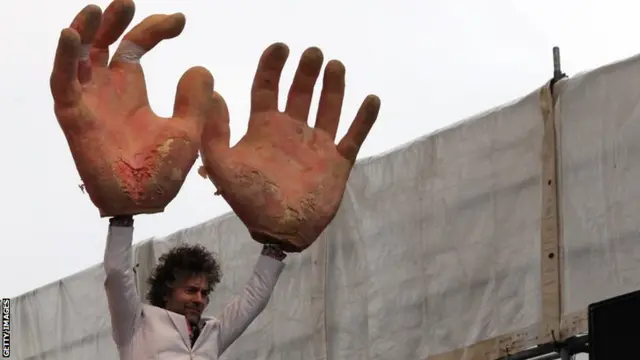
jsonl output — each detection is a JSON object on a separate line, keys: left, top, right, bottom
{"left": 173, "top": 66, "right": 214, "bottom": 133}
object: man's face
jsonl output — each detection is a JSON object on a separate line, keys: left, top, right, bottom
{"left": 164, "top": 274, "right": 210, "bottom": 325}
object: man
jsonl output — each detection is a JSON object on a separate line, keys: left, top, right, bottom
{"left": 50, "top": 0, "right": 380, "bottom": 359}
{"left": 105, "top": 215, "right": 287, "bottom": 359}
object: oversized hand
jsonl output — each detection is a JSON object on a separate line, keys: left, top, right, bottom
{"left": 50, "top": 0, "right": 214, "bottom": 217}
{"left": 199, "top": 43, "right": 380, "bottom": 252}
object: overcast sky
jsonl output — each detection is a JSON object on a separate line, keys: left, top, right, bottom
{"left": 2, "top": 0, "right": 639, "bottom": 315}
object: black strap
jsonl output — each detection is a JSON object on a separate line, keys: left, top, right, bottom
{"left": 109, "top": 215, "right": 134, "bottom": 227}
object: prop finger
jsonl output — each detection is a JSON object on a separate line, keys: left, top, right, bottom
{"left": 92, "top": 0, "right": 136, "bottom": 67}
{"left": 314, "top": 60, "right": 345, "bottom": 140}
{"left": 337, "top": 95, "right": 381, "bottom": 163}
{"left": 285, "top": 47, "right": 323, "bottom": 122}
{"left": 250, "top": 42, "right": 289, "bottom": 113}
{"left": 110, "top": 13, "right": 185, "bottom": 68}
{"left": 50, "top": 28, "right": 82, "bottom": 108}
{"left": 69, "top": 4, "right": 102, "bottom": 84}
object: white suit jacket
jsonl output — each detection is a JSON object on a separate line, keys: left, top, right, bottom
{"left": 104, "top": 225, "right": 285, "bottom": 360}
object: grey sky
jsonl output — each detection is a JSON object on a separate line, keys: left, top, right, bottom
{"left": 1, "top": 0, "right": 637, "bottom": 311}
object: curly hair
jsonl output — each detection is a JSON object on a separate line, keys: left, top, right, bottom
{"left": 146, "top": 243, "right": 222, "bottom": 308}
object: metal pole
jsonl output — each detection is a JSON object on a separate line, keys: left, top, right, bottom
{"left": 553, "top": 46, "right": 562, "bottom": 81}
{"left": 498, "top": 343, "right": 557, "bottom": 360}
{"left": 499, "top": 335, "right": 588, "bottom": 360}
{"left": 531, "top": 353, "right": 560, "bottom": 360}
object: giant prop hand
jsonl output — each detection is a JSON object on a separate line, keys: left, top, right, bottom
{"left": 199, "top": 44, "right": 380, "bottom": 252}
{"left": 50, "top": 0, "right": 214, "bottom": 217}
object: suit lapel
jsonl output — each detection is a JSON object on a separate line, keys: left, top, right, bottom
{"left": 166, "top": 310, "right": 191, "bottom": 347}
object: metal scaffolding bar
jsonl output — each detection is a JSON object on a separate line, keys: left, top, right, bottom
{"left": 498, "top": 334, "right": 588, "bottom": 360}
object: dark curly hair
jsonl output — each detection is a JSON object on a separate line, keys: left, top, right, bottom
{"left": 146, "top": 243, "right": 222, "bottom": 308}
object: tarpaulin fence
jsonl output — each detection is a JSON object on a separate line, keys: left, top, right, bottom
{"left": 10, "top": 50, "right": 640, "bottom": 360}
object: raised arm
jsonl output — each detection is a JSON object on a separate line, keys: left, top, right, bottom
{"left": 103, "top": 216, "right": 142, "bottom": 346}
{"left": 216, "top": 245, "right": 286, "bottom": 355}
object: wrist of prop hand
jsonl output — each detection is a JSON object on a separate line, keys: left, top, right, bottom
{"left": 109, "top": 215, "right": 134, "bottom": 227}
{"left": 261, "top": 244, "right": 287, "bottom": 261}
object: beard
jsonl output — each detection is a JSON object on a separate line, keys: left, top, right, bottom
{"left": 184, "top": 304, "right": 202, "bottom": 324}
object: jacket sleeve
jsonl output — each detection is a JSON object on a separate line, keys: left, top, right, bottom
{"left": 216, "top": 254, "right": 285, "bottom": 355}
{"left": 103, "top": 224, "right": 142, "bottom": 346}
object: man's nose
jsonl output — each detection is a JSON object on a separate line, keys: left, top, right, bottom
{"left": 192, "top": 292, "right": 205, "bottom": 304}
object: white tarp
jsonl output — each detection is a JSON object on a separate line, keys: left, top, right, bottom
{"left": 557, "top": 52, "right": 640, "bottom": 316}
{"left": 15, "top": 51, "right": 640, "bottom": 360}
